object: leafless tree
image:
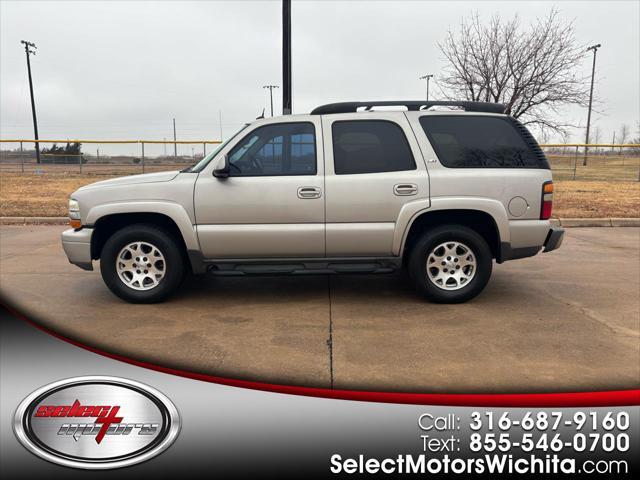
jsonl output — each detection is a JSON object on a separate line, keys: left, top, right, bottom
{"left": 438, "top": 9, "right": 591, "bottom": 135}
{"left": 593, "top": 126, "right": 601, "bottom": 154}
{"left": 618, "top": 124, "right": 630, "bottom": 144}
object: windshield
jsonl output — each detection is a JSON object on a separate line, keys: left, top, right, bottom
{"left": 184, "top": 124, "right": 249, "bottom": 173}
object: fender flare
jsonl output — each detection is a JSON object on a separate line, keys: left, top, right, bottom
{"left": 85, "top": 201, "right": 200, "bottom": 251}
{"left": 393, "top": 197, "right": 510, "bottom": 255}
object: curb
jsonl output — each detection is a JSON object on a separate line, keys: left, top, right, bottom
{"left": 1, "top": 217, "right": 68, "bottom": 225}
{"left": 1, "top": 217, "right": 639, "bottom": 227}
{"left": 556, "top": 218, "right": 640, "bottom": 227}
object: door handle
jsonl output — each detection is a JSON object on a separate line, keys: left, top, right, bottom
{"left": 393, "top": 183, "right": 418, "bottom": 196}
{"left": 297, "top": 186, "right": 322, "bottom": 199}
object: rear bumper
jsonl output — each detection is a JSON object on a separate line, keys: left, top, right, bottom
{"left": 543, "top": 226, "right": 564, "bottom": 253}
{"left": 61, "top": 227, "right": 94, "bottom": 271}
{"left": 499, "top": 225, "right": 564, "bottom": 262}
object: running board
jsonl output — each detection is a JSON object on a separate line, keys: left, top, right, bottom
{"left": 204, "top": 257, "right": 401, "bottom": 276}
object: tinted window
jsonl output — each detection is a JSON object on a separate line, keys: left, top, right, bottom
{"left": 332, "top": 121, "right": 416, "bottom": 175}
{"left": 420, "top": 116, "right": 547, "bottom": 168}
{"left": 228, "top": 123, "right": 316, "bottom": 176}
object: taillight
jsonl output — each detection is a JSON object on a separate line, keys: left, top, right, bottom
{"left": 540, "top": 181, "right": 553, "bottom": 220}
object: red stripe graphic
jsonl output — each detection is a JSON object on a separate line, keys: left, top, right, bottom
{"left": 4, "top": 303, "right": 639, "bottom": 407}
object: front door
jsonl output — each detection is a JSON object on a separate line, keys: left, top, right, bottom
{"left": 194, "top": 118, "right": 325, "bottom": 258}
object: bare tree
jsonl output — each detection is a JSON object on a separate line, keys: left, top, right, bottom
{"left": 618, "top": 124, "right": 630, "bottom": 144}
{"left": 438, "top": 9, "right": 591, "bottom": 135}
{"left": 593, "top": 125, "right": 601, "bottom": 154}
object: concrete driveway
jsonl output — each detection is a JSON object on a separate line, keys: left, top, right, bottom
{"left": 1, "top": 225, "right": 638, "bottom": 392}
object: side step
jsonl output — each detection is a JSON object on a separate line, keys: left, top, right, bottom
{"left": 205, "top": 257, "right": 401, "bottom": 276}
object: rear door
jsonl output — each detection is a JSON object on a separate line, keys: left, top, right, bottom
{"left": 321, "top": 112, "right": 429, "bottom": 256}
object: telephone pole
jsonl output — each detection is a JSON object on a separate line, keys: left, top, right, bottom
{"left": 21, "top": 40, "right": 40, "bottom": 163}
{"left": 172, "top": 118, "right": 177, "bottom": 158}
{"left": 419, "top": 74, "right": 434, "bottom": 101}
{"left": 583, "top": 43, "right": 601, "bottom": 166}
{"left": 282, "top": 0, "right": 292, "bottom": 115}
{"left": 263, "top": 85, "right": 279, "bottom": 117}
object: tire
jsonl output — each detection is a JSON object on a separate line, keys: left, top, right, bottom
{"left": 407, "top": 225, "right": 492, "bottom": 303}
{"left": 100, "top": 224, "right": 186, "bottom": 303}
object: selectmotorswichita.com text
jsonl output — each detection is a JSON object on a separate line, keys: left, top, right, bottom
{"left": 329, "top": 455, "right": 628, "bottom": 475}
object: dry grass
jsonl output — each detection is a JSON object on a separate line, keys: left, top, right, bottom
{"left": 1, "top": 173, "right": 639, "bottom": 218}
{"left": 0, "top": 173, "right": 119, "bottom": 217}
{"left": 553, "top": 180, "right": 639, "bottom": 218}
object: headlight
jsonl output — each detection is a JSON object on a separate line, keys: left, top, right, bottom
{"left": 68, "top": 199, "right": 81, "bottom": 227}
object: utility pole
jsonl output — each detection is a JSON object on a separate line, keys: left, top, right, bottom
{"left": 583, "top": 43, "right": 601, "bottom": 166}
{"left": 282, "top": 0, "right": 292, "bottom": 115}
{"left": 172, "top": 118, "right": 177, "bottom": 158}
{"left": 263, "top": 85, "right": 279, "bottom": 117}
{"left": 419, "top": 74, "right": 434, "bottom": 101}
{"left": 21, "top": 40, "right": 40, "bottom": 163}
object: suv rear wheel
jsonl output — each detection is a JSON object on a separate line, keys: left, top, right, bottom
{"left": 407, "top": 225, "right": 492, "bottom": 303}
{"left": 100, "top": 224, "right": 186, "bottom": 303}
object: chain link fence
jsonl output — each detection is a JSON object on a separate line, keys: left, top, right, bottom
{"left": 541, "top": 144, "right": 640, "bottom": 181}
{"left": 1, "top": 139, "right": 639, "bottom": 180}
{"left": 0, "top": 139, "right": 221, "bottom": 175}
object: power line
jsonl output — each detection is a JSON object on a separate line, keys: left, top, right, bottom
{"left": 21, "top": 40, "right": 40, "bottom": 164}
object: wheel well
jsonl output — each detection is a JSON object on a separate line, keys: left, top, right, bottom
{"left": 403, "top": 210, "right": 501, "bottom": 260}
{"left": 90, "top": 213, "right": 188, "bottom": 260}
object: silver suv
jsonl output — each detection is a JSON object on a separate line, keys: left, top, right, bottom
{"left": 62, "top": 101, "right": 564, "bottom": 303}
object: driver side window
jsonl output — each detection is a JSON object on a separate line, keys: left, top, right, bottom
{"left": 228, "top": 122, "right": 316, "bottom": 176}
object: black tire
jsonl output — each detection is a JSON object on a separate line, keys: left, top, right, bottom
{"left": 100, "top": 224, "right": 186, "bottom": 303}
{"left": 407, "top": 225, "right": 492, "bottom": 303}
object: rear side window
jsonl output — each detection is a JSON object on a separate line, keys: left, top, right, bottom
{"left": 419, "top": 116, "right": 549, "bottom": 169}
{"left": 332, "top": 120, "right": 416, "bottom": 175}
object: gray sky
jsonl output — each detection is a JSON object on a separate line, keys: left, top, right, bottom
{"left": 1, "top": 0, "right": 639, "bottom": 154}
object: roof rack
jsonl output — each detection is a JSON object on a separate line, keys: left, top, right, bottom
{"left": 310, "top": 100, "right": 505, "bottom": 115}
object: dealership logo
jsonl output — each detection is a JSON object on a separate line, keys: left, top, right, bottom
{"left": 14, "top": 376, "right": 180, "bottom": 469}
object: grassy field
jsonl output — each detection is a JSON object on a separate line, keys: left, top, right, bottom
{"left": 1, "top": 172, "right": 638, "bottom": 218}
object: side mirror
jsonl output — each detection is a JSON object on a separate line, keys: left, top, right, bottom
{"left": 213, "top": 155, "right": 230, "bottom": 178}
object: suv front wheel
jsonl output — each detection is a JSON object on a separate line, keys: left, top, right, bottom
{"left": 407, "top": 225, "right": 492, "bottom": 303}
{"left": 100, "top": 224, "right": 186, "bottom": 303}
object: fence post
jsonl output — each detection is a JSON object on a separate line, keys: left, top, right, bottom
{"left": 79, "top": 153, "right": 83, "bottom": 174}
{"left": 203, "top": 142, "right": 206, "bottom": 158}
{"left": 20, "top": 141, "right": 24, "bottom": 173}
{"left": 573, "top": 145, "right": 578, "bottom": 180}
{"left": 141, "top": 142, "right": 145, "bottom": 174}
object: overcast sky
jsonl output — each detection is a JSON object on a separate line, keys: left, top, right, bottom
{"left": 1, "top": 0, "right": 639, "bottom": 153}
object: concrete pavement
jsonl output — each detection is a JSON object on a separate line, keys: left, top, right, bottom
{"left": 1, "top": 225, "right": 638, "bottom": 392}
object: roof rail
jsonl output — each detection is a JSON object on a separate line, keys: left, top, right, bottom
{"left": 310, "top": 100, "right": 505, "bottom": 115}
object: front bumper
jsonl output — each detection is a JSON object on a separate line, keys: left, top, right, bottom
{"left": 61, "top": 227, "right": 94, "bottom": 271}
{"left": 543, "top": 226, "right": 564, "bottom": 253}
